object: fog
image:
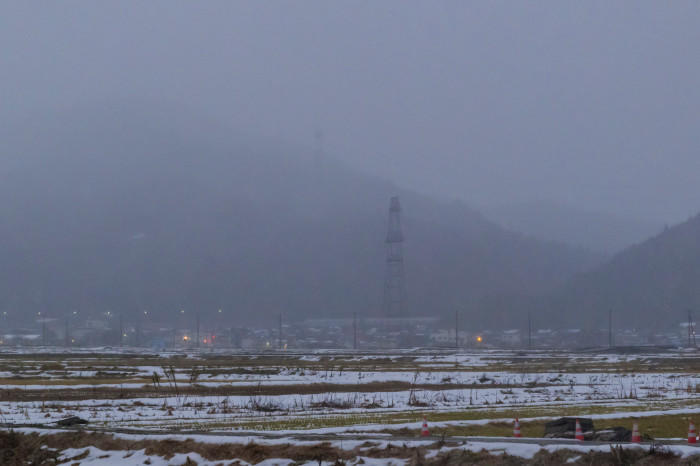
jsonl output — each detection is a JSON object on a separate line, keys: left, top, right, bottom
{"left": 1, "top": 2, "right": 699, "bottom": 330}
{"left": 2, "top": 1, "right": 699, "bottom": 223}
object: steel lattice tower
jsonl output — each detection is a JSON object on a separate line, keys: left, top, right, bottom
{"left": 383, "top": 196, "right": 405, "bottom": 317}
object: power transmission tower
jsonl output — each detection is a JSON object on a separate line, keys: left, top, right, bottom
{"left": 383, "top": 197, "right": 405, "bottom": 317}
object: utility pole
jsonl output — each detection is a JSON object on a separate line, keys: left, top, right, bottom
{"left": 42, "top": 321, "right": 46, "bottom": 346}
{"left": 196, "top": 312, "right": 200, "bottom": 349}
{"left": 278, "top": 313, "right": 283, "bottom": 350}
{"left": 139, "top": 310, "right": 148, "bottom": 348}
{"left": 688, "top": 310, "right": 697, "bottom": 347}
{"left": 65, "top": 317, "right": 69, "bottom": 347}
{"left": 609, "top": 309, "right": 613, "bottom": 348}
{"left": 119, "top": 314, "right": 123, "bottom": 347}
{"left": 528, "top": 311, "right": 532, "bottom": 349}
{"left": 455, "top": 309, "right": 459, "bottom": 349}
{"left": 353, "top": 312, "right": 358, "bottom": 350}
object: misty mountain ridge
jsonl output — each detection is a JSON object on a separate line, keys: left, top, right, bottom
{"left": 544, "top": 213, "right": 700, "bottom": 330}
{"left": 484, "top": 200, "right": 663, "bottom": 255}
{"left": 0, "top": 105, "right": 604, "bottom": 326}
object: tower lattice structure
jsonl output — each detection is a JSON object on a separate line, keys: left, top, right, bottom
{"left": 383, "top": 196, "right": 405, "bottom": 317}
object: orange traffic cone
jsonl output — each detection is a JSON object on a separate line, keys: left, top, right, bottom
{"left": 421, "top": 417, "right": 430, "bottom": 437}
{"left": 513, "top": 418, "right": 522, "bottom": 437}
{"left": 689, "top": 421, "right": 697, "bottom": 444}
{"left": 631, "top": 422, "right": 641, "bottom": 443}
{"left": 575, "top": 418, "right": 584, "bottom": 441}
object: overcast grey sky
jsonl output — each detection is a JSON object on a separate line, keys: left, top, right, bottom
{"left": 2, "top": 1, "right": 699, "bottom": 223}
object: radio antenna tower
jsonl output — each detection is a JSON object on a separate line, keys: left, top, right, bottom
{"left": 383, "top": 196, "right": 405, "bottom": 317}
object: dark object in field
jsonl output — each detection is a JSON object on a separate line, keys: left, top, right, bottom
{"left": 544, "top": 417, "right": 594, "bottom": 439}
{"left": 56, "top": 416, "right": 88, "bottom": 426}
{"left": 593, "top": 427, "right": 631, "bottom": 442}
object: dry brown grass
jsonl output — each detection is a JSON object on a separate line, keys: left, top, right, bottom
{"left": 3, "top": 351, "right": 697, "bottom": 377}
{"left": 0, "top": 380, "right": 555, "bottom": 402}
{"left": 391, "top": 413, "right": 700, "bottom": 440}
{"left": 1, "top": 429, "right": 699, "bottom": 465}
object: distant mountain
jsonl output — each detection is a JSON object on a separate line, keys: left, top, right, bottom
{"left": 0, "top": 103, "right": 602, "bottom": 327}
{"left": 545, "top": 214, "right": 700, "bottom": 330}
{"left": 483, "top": 201, "right": 662, "bottom": 254}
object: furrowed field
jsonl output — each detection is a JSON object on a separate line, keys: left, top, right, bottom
{"left": 1, "top": 347, "right": 699, "bottom": 464}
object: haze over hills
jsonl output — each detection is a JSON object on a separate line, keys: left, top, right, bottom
{"left": 483, "top": 201, "right": 663, "bottom": 255}
{"left": 544, "top": 213, "right": 700, "bottom": 330}
{"left": 0, "top": 105, "right": 603, "bottom": 327}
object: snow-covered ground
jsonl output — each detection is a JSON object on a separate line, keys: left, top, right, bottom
{"left": 0, "top": 348, "right": 697, "bottom": 432}
{"left": 48, "top": 441, "right": 700, "bottom": 466}
{"left": 13, "top": 426, "right": 700, "bottom": 465}
{"left": 1, "top": 349, "right": 698, "bottom": 464}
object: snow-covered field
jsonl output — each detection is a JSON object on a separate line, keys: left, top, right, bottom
{"left": 38, "top": 437, "right": 700, "bottom": 465}
{"left": 0, "top": 347, "right": 698, "bottom": 464}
